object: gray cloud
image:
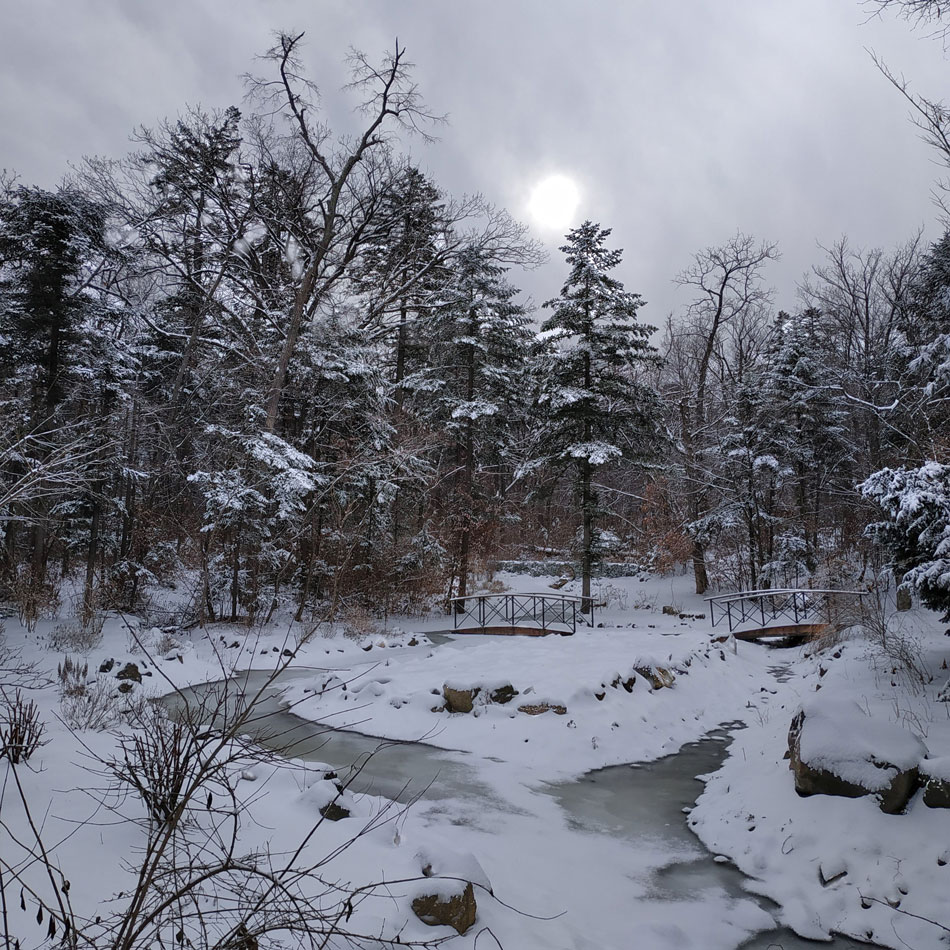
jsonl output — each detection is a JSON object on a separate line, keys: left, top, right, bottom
{"left": 1, "top": 0, "right": 947, "bottom": 318}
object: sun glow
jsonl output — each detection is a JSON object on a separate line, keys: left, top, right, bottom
{"left": 528, "top": 174, "right": 581, "bottom": 231}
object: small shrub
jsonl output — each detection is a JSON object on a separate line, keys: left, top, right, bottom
{"left": 113, "top": 708, "right": 195, "bottom": 825}
{"left": 57, "top": 655, "right": 89, "bottom": 697}
{"left": 60, "top": 678, "right": 121, "bottom": 731}
{"left": 152, "top": 629, "right": 181, "bottom": 657}
{"left": 628, "top": 591, "right": 657, "bottom": 611}
{"left": 49, "top": 620, "right": 103, "bottom": 654}
{"left": 0, "top": 689, "right": 46, "bottom": 763}
{"left": 594, "top": 583, "right": 629, "bottom": 610}
{"left": 340, "top": 604, "right": 382, "bottom": 642}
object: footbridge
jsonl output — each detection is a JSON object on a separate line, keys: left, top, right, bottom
{"left": 450, "top": 592, "right": 594, "bottom": 636}
{"left": 705, "top": 588, "right": 867, "bottom": 641}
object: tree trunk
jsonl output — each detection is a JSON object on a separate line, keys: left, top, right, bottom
{"left": 83, "top": 497, "right": 101, "bottom": 623}
{"left": 581, "top": 458, "right": 593, "bottom": 612}
{"left": 680, "top": 399, "right": 709, "bottom": 594}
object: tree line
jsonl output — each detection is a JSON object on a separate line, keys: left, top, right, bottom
{"left": 2, "top": 30, "right": 950, "bottom": 626}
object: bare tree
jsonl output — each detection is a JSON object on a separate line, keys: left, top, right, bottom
{"left": 669, "top": 233, "right": 778, "bottom": 594}
{"left": 245, "top": 33, "right": 442, "bottom": 434}
{"left": 866, "top": 0, "right": 950, "bottom": 41}
{"left": 799, "top": 234, "right": 923, "bottom": 473}
{"left": 873, "top": 53, "right": 950, "bottom": 217}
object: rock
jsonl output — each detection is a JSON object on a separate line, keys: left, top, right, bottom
{"left": 411, "top": 882, "right": 476, "bottom": 935}
{"left": 662, "top": 605, "right": 679, "bottom": 616}
{"left": 408, "top": 637, "right": 419, "bottom": 646}
{"left": 319, "top": 801, "right": 351, "bottom": 821}
{"left": 115, "top": 662, "right": 142, "bottom": 683}
{"left": 787, "top": 701, "right": 927, "bottom": 814}
{"left": 117, "top": 682, "right": 135, "bottom": 694}
{"left": 518, "top": 703, "right": 567, "bottom": 715}
{"left": 99, "top": 658, "right": 115, "bottom": 674}
{"left": 443, "top": 685, "right": 480, "bottom": 713}
{"left": 921, "top": 758, "right": 950, "bottom": 808}
{"left": 633, "top": 665, "right": 675, "bottom": 690}
{"left": 923, "top": 778, "right": 950, "bottom": 808}
{"left": 489, "top": 684, "right": 518, "bottom": 705}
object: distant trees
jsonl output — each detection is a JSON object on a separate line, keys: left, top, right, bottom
{"left": 5, "top": 26, "right": 950, "bottom": 631}
{"left": 533, "top": 222, "right": 661, "bottom": 609}
{"left": 663, "top": 233, "right": 778, "bottom": 593}
{"left": 862, "top": 228, "right": 950, "bottom": 612}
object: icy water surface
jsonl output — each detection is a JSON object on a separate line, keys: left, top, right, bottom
{"left": 543, "top": 731, "right": 881, "bottom": 950}
{"left": 170, "top": 661, "right": 883, "bottom": 950}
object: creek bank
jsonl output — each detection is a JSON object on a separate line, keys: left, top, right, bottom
{"left": 168, "top": 674, "right": 885, "bottom": 949}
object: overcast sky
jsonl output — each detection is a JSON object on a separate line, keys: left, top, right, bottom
{"left": 2, "top": 0, "right": 949, "bottom": 321}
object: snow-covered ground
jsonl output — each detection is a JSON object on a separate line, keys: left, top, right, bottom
{"left": 2, "top": 571, "right": 948, "bottom": 949}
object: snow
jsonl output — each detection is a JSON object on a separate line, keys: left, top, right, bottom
{"left": 3, "top": 572, "right": 950, "bottom": 948}
{"left": 921, "top": 754, "right": 950, "bottom": 781}
{"left": 795, "top": 696, "right": 929, "bottom": 790}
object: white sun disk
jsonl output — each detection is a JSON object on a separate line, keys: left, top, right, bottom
{"left": 529, "top": 174, "right": 580, "bottom": 230}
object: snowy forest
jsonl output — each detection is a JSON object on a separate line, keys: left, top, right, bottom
{"left": 8, "top": 7, "right": 950, "bottom": 950}
{"left": 2, "top": 31, "right": 950, "bottom": 627}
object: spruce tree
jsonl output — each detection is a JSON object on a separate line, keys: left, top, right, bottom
{"left": 410, "top": 244, "right": 533, "bottom": 603}
{"left": 535, "top": 221, "right": 662, "bottom": 610}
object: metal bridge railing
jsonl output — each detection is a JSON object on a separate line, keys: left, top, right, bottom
{"left": 449, "top": 593, "right": 593, "bottom": 635}
{"left": 705, "top": 588, "right": 866, "bottom": 634}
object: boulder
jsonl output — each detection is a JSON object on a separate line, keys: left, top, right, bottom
{"left": 633, "top": 664, "right": 675, "bottom": 690}
{"left": 411, "top": 881, "right": 476, "bottom": 934}
{"left": 319, "top": 801, "right": 351, "bottom": 821}
{"left": 787, "top": 700, "right": 927, "bottom": 814}
{"left": 489, "top": 684, "right": 518, "bottom": 705}
{"left": 443, "top": 684, "right": 480, "bottom": 713}
{"left": 115, "top": 662, "right": 142, "bottom": 683}
{"left": 921, "top": 757, "right": 950, "bottom": 808}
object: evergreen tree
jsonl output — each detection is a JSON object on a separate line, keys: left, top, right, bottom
{"left": 407, "top": 243, "right": 533, "bottom": 602}
{"left": 755, "top": 309, "right": 852, "bottom": 579}
{"left": 534, "top": 221, "right": 662, "bottom": 609}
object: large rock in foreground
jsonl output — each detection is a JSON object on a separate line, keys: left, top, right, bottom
{"left": 787, "top": 699, "right": 927, "bottom": 814}
{"left": 410, "top": 847, "right": 487, "bottom": 935}
{"left": 411, "top": 881, "right": 476, "bottom": 934}
{"left": 442, "top": 684, "right": 479, "bottom": 713}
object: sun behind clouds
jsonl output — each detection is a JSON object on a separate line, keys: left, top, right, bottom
{"left": 528, "top": 174, "right": 581, "bottom": 231}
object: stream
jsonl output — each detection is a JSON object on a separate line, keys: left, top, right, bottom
{"left": 169, "top": 656, "right": 883, "bottom": 950}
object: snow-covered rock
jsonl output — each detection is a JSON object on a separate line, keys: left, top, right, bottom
{"left": 787, "top": 698, "right": 928, "bottom": 813}
{"left": 921, "top": 755, "right": 950, "bottom": 807}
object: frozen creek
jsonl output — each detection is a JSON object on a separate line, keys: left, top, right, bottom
{"left": 170, "top": 656, "right": 883, "bottom": 950}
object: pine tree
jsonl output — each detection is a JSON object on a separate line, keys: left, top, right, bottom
{"left": 534, "top": 221, "right": 662, "bottom": 610}
{"left": 408, "top": 243, "right": 533, "bottom": 603}
{"left": 755, "top": 309, "right": 852, "bottom": 579}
